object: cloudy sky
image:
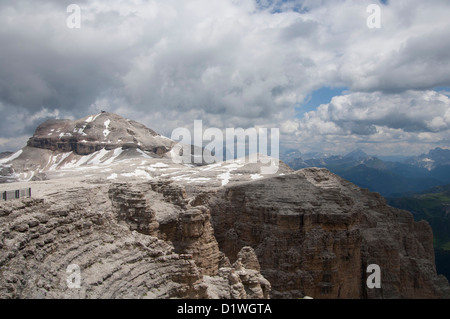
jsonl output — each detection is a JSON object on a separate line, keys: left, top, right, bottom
{"left": 1, "top": 0, "right": 449, "bottom": 156}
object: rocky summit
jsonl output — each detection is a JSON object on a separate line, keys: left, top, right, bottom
{"left": 0, "top": 113, "right": 449, "bottom": 299}
{"left": 27, "top": 112, "right": 174, "bottom": 156}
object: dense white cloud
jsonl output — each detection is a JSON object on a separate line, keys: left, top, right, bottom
{"left": 287, "top": 90, "right": 450, "bottom": 155}
{"left": 0, "top": 0, "right": 449, "bottom": 155}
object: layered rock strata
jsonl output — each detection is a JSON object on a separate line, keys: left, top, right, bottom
{"left": 0, "top": 181, "right": 271, "bottom": 299}
{"left": 26, "top": 112, "right": 173, "bottom": 156}
{"left": 207, "top": 168, "right": 450, "bottom": 299}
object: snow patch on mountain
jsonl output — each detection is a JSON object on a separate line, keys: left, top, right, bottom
{"left": 0, "top": 150, "right": 23, "bottom": 165}
{"left": 103, "top": 119, "right": 111, "bottom": 138}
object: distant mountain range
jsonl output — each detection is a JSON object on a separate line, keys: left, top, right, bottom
{"left": 406, "top": 148, "right": 450, "bottom": 171}
{"left": 281, "top": 148, "right": 450, "bottom": 197}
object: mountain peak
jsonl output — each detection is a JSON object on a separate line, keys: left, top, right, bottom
{"left": 429, "top": 147, "right": 450, "bottom": 156}
{"left": 345, "top": 149, "right": 368, "bottom": 160}
{"left": 27, "top": 112, "right": 174, "bottom": 156}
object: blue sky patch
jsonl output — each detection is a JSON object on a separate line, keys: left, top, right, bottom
{"left": 434, "top": 86, "right": 450, "bottom": 96}
{"left": 296, "top": 86, "right": 348, "bottom": 118}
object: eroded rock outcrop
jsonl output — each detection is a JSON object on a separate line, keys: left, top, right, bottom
{"left": 0, "top": 181, "right": 271, "bottom": 299}
{"left": 0, "top": 186, "right": 202, "bottom": 298}
{"left": 204, "top": 247, "right": 271, "bottom": 299}
{"left": 108, "top": 181, "right": 222, "bottom": 277}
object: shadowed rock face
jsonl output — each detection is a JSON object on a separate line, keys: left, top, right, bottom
{"left": 26, "top": 112, "right": 174, "bottom": 156}
{"left": 207, "top": 168, "right": 450, "bottom": 299}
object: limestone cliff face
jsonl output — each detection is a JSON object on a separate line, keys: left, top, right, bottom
{"left": 0, "top": 186, "right": 204, "bottom": 299}
{"left": 0, "top": 181, "right": 270, "bottom": 299}
{"left": 108, "top": 181, "right": 222, "bottom": 277}
{"left": 1, "top": 167, "right": 449, "bottom": 299}
{"left": 207, "top": 168, "right": 450, "bottom": 299}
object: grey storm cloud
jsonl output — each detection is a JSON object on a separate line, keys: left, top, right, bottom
{"left": 0, "top": 0, "right": 450, "bottom": 154}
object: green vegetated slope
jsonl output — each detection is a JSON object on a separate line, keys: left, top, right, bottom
{"left": 333, "top": 164, "right": 443, "bottom": 198}
{"left": 387, "top": 185, "right": 450, "bottom": 280}
{"left": 388, "top": 185, "right": 450, "bottom": 248}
